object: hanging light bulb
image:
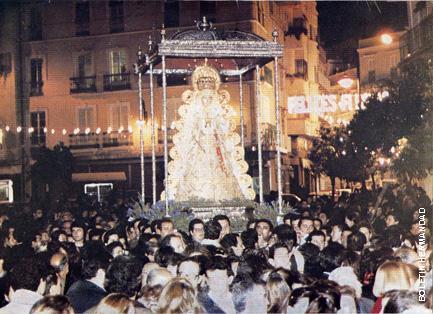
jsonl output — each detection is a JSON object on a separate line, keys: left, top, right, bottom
{"left": 43, "top": 127, "right": 47, "bottom": 133}
{"left": 5, "top": 126, "right": 10, "bottom": 132}
{"left": 62, "top": 129, "right": 67, "bottom": 135}
{"left": 28, "top": 127, "right": 34, "bottom": 134}
{"left": 128, "top": 126, "right": 133, "bottom": 133}
{"left": 17, "top": 126, "right": 22, "bottom": 133}
{"left": 96, "top": 127, "right": 101, "bottom": 134}
{"left": 85, "top": 127, "right": 91, "bottom": 134}
{"left": 342, "top": 150, "right": 346, "bottom": 156}
{"left": 118, "top": 126, "right": 124, "bottom": 133}
{"left": 51, "top": 129, "right": 55, "bottom": 134}
{"left": 107, "top": 127, "right": 112, "bottom": 134}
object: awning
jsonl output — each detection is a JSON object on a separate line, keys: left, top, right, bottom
{"left": 72, "top": 172, "right": 126, "bottom": 182}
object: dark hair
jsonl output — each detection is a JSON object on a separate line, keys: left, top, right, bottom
{"left": 241, "top": 229, "right": 258, "bottom": 250}
{"left": 213, "top": 215, "right": 231, "bottom": 226}
{"left": 220, "top": 233, "right": 239, "bottom": 254}
{"left": 298, "top": 243, "right": 323, "bottom": 278}
{"left": 298, "top": 217, "right": 314, "bottom": 228}
{"left": 283, "top": 212, "right": 301, "bottom": 222}
{"left": 159, "top": 218, "right": 174, "bottom": 229}
{"left": 269, "top": 241, "right": 291, "bottom": 259}
{"left": 319, "top": 244, "right": 346, "bottom": 273}
{"left": 383, "top": 290, "right": 422, "bottom": 313}
{"left": 306, "top": 292, "right": 339, "bottom": 313}
{"left": 313, "top": 218, "right": 323, "bottom": 229}
{"left": 273, "top": 224, "right": 297, "bottom": 249}
{"left": 154, "top": 246, "right": 183, "bottom": 268}
{"left": 30, "top": 295, "right": 73, "bottom": 314}
{"left": 231, "top": 272, "right": 255, "bottom": 313}
{"left": 347, "top": 231, "right": 367, "bottom": 252}
{"left": 204, "top": 220, "right": 222, "bottom": 240}
{"left": 9, "top": 258, "right": 44, "bottom": 291}
{"left": 88, "top": 228, "right": 105, "bottom": 240}
{"left": 255, "top": 219, "right": 274, "bottom": 232}
{"left": 159, "top": 234, "right": 182, "bottom": 248}
{"left": 179, "top": 255, "right": 208, "bottom": 276}
{"left": 104, "top": 255, "right": 142, "bottom": 298}
{"left": 188, "top": 218, "right": 204, "bottom": 233}
{"left": 205, "top": 255, "right": 228, "bottom": 273}
{"left": 105, "top": 241, "right": 125, "bottom": 256}
{"left": 102, "top": 229, "right": 120, "bottom": 244}
{"left": 306, "top": 230, "right": 326, "bottom": 243}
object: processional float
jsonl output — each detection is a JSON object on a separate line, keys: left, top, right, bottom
{"left": 134, "top": 17, "right": 284, "bottom": 218}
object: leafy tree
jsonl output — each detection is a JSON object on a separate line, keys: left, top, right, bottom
{"left": 31, "top": 142, "right": 74, "bottom": 210}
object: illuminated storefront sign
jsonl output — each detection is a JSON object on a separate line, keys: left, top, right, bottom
{"left": 287, "top": 91, "right": 389, "bottom": 114}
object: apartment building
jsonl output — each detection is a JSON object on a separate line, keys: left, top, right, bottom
{"left": 0, "top": 1, "right": 323, "bottom": 203}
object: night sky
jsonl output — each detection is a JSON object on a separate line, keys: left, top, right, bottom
{"left": 317, "top": 1, "right": 408, "bottom": 47}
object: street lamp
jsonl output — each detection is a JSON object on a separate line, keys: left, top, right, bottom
{"left": 337, "top": 76, "right": 354, "bottom": 89}
{"left": 380, "top": 33, "right": 393, "bottom": 45}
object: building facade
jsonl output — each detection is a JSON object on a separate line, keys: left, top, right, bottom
{"left": 0, "top": 1, "right": 323, "bottom": 205}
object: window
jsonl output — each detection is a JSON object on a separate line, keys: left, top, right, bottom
{"left": 77, "top": 107, "right": 94, "bottom": 130}
{"left": 29, "top": 7, "right": 42, "bottom": 40}
{"left": 200, "top": 1, "right": 216, "bottom": 23}
{"left": 30, "top": 111, "right": 46, "bottom": 146}
{"left": 109, "top": 0, "right": 124, "bottom": 33}
{"left": 263, "top": 66, "right": 273, "bottom": 86}
{"left": 30, "top": 58, "right": 43, "bottom": 96}
{"left": 164, "top": 0, "right": 179, "bottom": 28}
{"left": 110, "top": 102, "right": 129, "bottom": 130}
{"left": 109, "top": 49, "right": 127, "bottom": 75}
{"left": 75, "top": 0, "right": 90, "bottom": 36}
{"left": 0, "top": 53, "right": 11, "bottom": 75}
{"left": 76, "top": 52, "right": 93, "bottom": 77}
{"left": 368, "top": 70, "right": 376, "bottom": 83}
{"left": 295, "top": 59, "right": 308, "bottom": 80}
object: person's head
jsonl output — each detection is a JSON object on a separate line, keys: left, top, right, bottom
{"left": 71, "top": 221, "right": 86, "bottom": 244}
{"left": 213, "top": 215, "right": 231, "bottom": 237}
{"left": 313, "top": 218, "right": 322, "bottom": 231}
{"left": 102, "top": 229, "right": 120, "bottom": 245}
{"left": 273, "top": 224, "right": 297, "bottom": 250}
{"left": 331, "top": 224, "right": 344, "bottom": 243}
{"left": 298, "top": 217, "right": 314, "bottom": 237}
{"left": 383, "top": 290, "right": 423, "bottom": 313}
{"left": 386, "top": 213, "right": 400, "bottom": 227}
{"left": 104, "top": 255, "right": 142, "bottom": 298}
{"left": 269, "top": 243, "right": 291, "bottom": 270}
{"left": 160, "top": 234, "right": 186, "bottom": 254}
{"left": 95, "top": 293, "right": 135, "bottom": 314}
{"left": 154, "top": 246, "right": 183, "bottom": 276}
{"left": 50, "top": 252, "right": 69, "bottom": 280}
{"left": 204, "top": 220, "right": 222, "bottom": 240}
{"left": 106, "top": 241, "right": 126, "bottom": 258}
{"left": 30, "top": 295, "right": 74, "bottom": 314}
{"left": 341, "top": 227, "right": 353, "bottom": 248}
{"left": 241, "top": 228, "right": 258, "bottom": 250}
{"left": 255, "top": 219, "right": 273, "bottom": 241}
{"left": 358, "top": 222, "right": 372, "bottom": 243}
{"left": 345, "top": 211, "right": 360, "bottom": 229}
{"left": 346, "top": 231, "right": 367, "bottom": 252}
{"left": 159, "top": 218, "right": 174, "bottom": 238}
{"left": 205, "top": 256, "right": 231, "bottom": 291}
{"left": 307, "top": 230, "right": 326, "bottom": 251}
{"left": 220, "top": 233, "right": 244, "bottom": 257}
{"left": 372, "top": 261, "right": 418, "bottom": 297}
{"left": 266, "top": 270, "right": 290, "bottom": 313}
{"left": 157, "top": 277, "right": 202, "bottom": 314}
{"left": 231, "top": 273, "right": 267, "bottom": 314}
{"left": 318, "top": 212, "right": 329, "bottom": 226}
{"left": 178, "top": 257, "right": 202, "bottom": 290}
{"left": 188, "top": 219, "right": 205, "bottom": 243}
{"left": 393, "top": 247, "right": 419, "bottom": 267}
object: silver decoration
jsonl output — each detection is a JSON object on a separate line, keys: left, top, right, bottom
{"left": 274, "top": 56, "right": 283, "bottom": 215}
{"left": 138, "top": 71, "right": 145, "bottom": 201}
{"left": 150, "top": 63, "right": 156, "bottom": 205}
{"left": 239, "top": 74, "right": 244, "bottom": 150}
{"left": 256, "top": 65, "right": 263, "bottom": 203}
{"left": 162, "top": 55, "right": 169, "bottom": 216}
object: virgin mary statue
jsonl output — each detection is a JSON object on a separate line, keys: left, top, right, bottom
{"left": 162, "top": 64, "right": 255, "bottom": 204}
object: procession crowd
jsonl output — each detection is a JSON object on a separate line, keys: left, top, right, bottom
{"left": 0, "top": 184, "right": 431, "bottom": 314}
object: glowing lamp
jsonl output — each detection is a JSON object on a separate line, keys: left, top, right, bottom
{"left": 85, "top": 128, "right": 91, "bottom": 134}
{"left": 380, "top": 34, "right": 393, "bottom": 45}
{"left": 62, "top": 129, "right": 67, "bottom": 135}
{"left": 96, "top": 128, "right": 101, "bottom": 134}
{"left": 5, "top": 126, "right": 10, "bottom": 132}
{"left": 51, "top": 129, "right": 55, "bottom": 134}
{"left": 337, "top": 77, "right": 354, "bottom": 89}
{"left": 128, "top": 126, "right": 133, "bottom": 133}
{"left": 107, "top": 127, "right": 112, "bottom": 134}
{"left": 17, "top": 126, "right": 22, "bottom": 133}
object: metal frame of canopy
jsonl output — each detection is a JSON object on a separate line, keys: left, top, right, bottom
{"left": 134, "top": 17, "right": 284, "bottom": 217}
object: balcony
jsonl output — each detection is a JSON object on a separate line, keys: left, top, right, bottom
{"left": 400, "top": 14, "right": 433, "bottom": 58}
{"left": 30, "top": 81, "right": 43, "bottom": 96}
{"left": 70, "top": 76, "right": 96, "bottom": 93}
{"left": 103, "top": 73, "right": 131, "bottom": 91}
{"left": 69, "top": 131, "right": 132, "bottom": 149}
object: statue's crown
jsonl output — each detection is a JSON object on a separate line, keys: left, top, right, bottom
{"left": 192, "top": 65, "right": 220, "bottom": 90}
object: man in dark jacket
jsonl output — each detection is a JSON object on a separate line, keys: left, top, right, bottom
{"left": 66, "top": 241, "right": 110, "bottom": 313}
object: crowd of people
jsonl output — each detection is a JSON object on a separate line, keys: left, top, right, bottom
{"left": 0, "top": 184, "right": 431, "bottom": 313}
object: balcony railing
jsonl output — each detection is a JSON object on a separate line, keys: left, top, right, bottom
{"left": 103, "top": 73, "right": 131, "bottom": 91}
{"left": 401, "top": 13, "right": 433, "bottom": 58}
{"left": 30, "top": 81, "right": 43, "bottom": 96}
{"left": 69, "top": 131, "right": 132, "bottom": 149}
{"left": 70, "top": 76, "right": 96, "bottom": 93}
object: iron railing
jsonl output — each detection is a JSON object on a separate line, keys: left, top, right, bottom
{"left": 70, "top": 76, "right": 96, "bottom": 93}
{"left": 103, "top": 73, "right": 131, "bottom": 91}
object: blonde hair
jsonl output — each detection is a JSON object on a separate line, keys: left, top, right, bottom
{"left": 157, "top": 277, "right": 202, "bottom": 314}
{"left": 372, "top": 261, "right": 418, "bottom": 297}
{"left": 266, "top": 271, "right": 290, "bottom": 313}
{"left": 95, "top": 293, "right": 134, "bottom": 314}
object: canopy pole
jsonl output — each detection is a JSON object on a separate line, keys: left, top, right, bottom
{"left": 255, "top": 65, "right": 263, "bottom": 204}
